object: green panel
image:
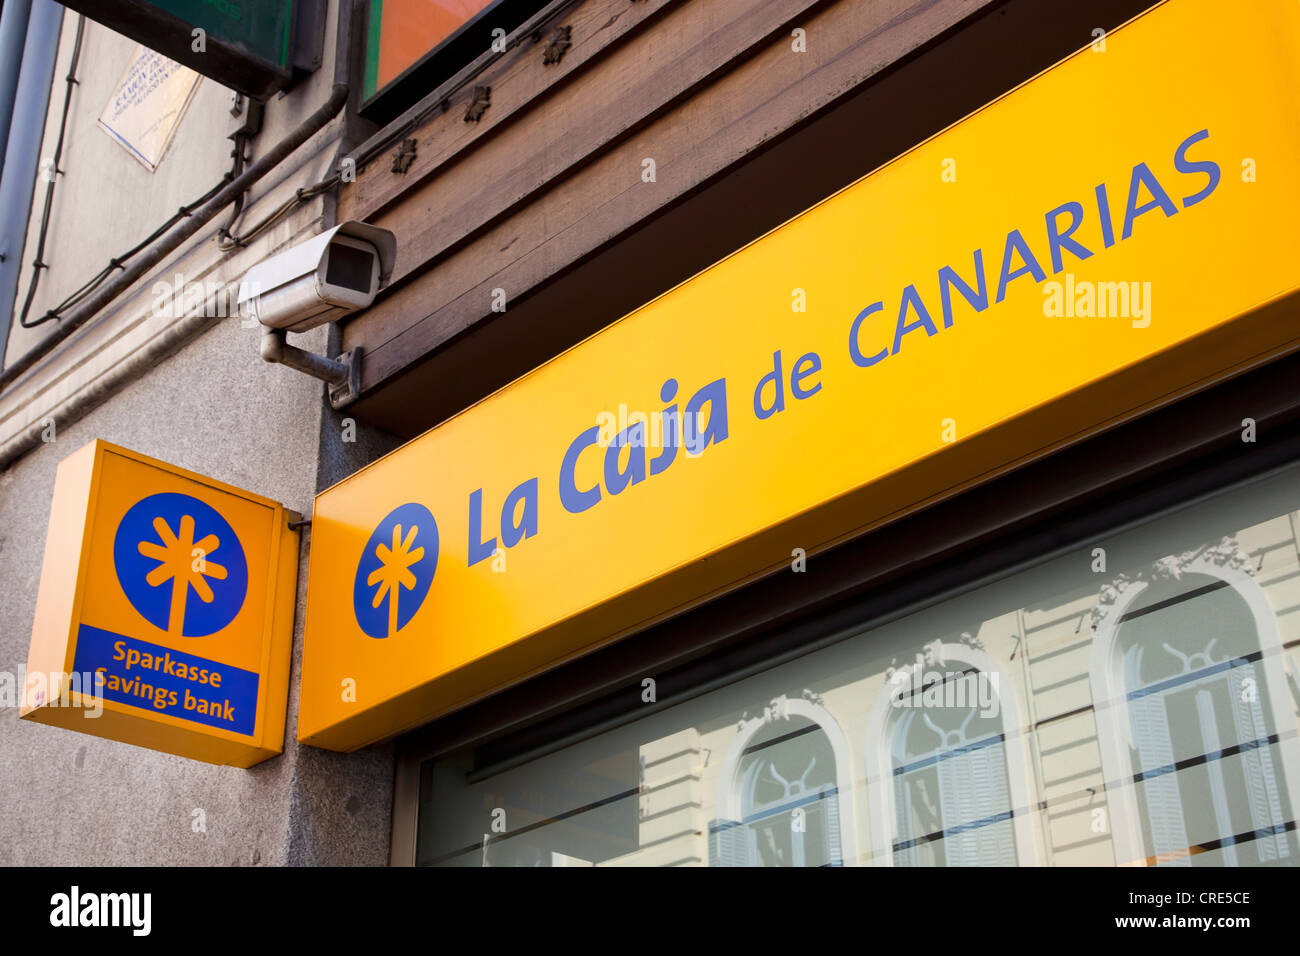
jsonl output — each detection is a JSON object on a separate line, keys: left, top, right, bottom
{"left": 365, "top": 0, "right": 382, "bottom": 101}
{"left": 149, "top": 0, "right": 294, "bottom": 68}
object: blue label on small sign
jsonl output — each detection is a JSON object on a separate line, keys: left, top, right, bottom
{"left": 72, "top": 625, "right": 259, "bottom": 736}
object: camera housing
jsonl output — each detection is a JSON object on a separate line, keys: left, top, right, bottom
{"left": 238, "top": 221, "right": 397, "bottom": 332}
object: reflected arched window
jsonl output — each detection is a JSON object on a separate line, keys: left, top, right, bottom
{"left": 1114, "top": 573, "right": 1295, "bottom": 866}
{"left": 866, "top": 640, "right": 1035, "bottom": 866}
{"left": 889, "top": 673, "right": 1018, "bottom": 866}
{"left": 710, "top": 694, "right": 857, "bottom": 866}
{"left": 735, "top": 718, "right": 840, "bottom": 866}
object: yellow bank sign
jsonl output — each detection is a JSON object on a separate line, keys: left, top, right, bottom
{"left": 22, "top": 441, "right": 300, "bottom": 767}
{"left": 301, "top": 0, "right": 1300, "bottom": 751}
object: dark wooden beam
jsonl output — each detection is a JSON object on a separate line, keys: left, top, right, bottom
{"left": 342, "top": 0, "right": 1158, "bottom": 436}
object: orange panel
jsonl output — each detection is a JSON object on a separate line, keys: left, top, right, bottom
{"left": 378, "top": 0, "right": 496, "bottom": 89}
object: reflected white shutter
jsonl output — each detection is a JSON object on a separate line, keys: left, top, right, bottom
{"left": 822, "top": 789, "right": 843, "bottom": 866}
{"left": 1228, "top": 664, "right": 1289, "bottom": 861}
{"left": 937, "top": 744, "right": 979, "bottom": 865}
{"left": 893, "top": 777, "right": 918, "bottom": 867}
{"left": 1130, "top": 692, "right": 1191, "bottom": 866}
{"left": 972, "top": 740, "right": 1017, "bottom": 865}
{"left": 708, "top": 820, "right": 753, "bottom": 867}
{"left": 937, "top": 740, "right": 1016, "bottom": 865}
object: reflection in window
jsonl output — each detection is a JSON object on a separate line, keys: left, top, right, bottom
{"left": 415, "top": 469, "right": 1300, "bottom": 868}
{"left": 890, "top": 673, "right": 1017, "bottom": 866}
{"left": 1118, "top": 577, "right": 1295, "bottom": 866}
{"left": 415, "top": 747, "right": 641, "bottom": 866}
{"left": 711, "top": 718, "right": 842, "bottom": 866}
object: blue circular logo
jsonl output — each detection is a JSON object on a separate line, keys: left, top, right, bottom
{"left": 113, "top": 492, "right": 249, "bottom": 637}
{"left": 354, "top": 503, "right": 438, "bottom": 639}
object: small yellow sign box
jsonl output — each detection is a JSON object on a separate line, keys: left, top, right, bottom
{"left": 21, "top": 440, "right": 300, "bottom": 767}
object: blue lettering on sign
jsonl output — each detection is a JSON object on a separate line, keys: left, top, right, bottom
{"left": 367, "top": 129, "right": 1226, "bottom": 588}
{"left": 846, "top": 128, "right": 1223, "bottom": 367}
{"left": 72, "top": 625, "right": 259, "bottom": 735}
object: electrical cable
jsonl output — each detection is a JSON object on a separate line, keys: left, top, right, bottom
{"left": 23, "top": 172, "right": 235, "bottom": 327}
{"left": 217, "top": 172, "right": 339, "bottom": 250}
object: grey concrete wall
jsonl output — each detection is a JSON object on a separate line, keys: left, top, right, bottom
{"left": 0, "top": 314, "right": 393, "bottom": 865}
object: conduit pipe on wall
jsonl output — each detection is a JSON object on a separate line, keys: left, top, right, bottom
{"left": 0, "top": 0, "right": 36, "bottom": 175}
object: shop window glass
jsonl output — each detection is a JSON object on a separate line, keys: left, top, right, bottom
{"left": 412, "top": 461, "right": 1300, "bottom": 866}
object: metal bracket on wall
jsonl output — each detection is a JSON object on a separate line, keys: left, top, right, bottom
{"left": 327, "top": 348, "right": 363, "bottom": 409}
{"left": 260, "top": 327, "right": 362, "bottom": 409}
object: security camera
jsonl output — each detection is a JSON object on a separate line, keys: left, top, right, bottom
{"left": 237, "top": 220, "right": 397, "bottom": 333}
